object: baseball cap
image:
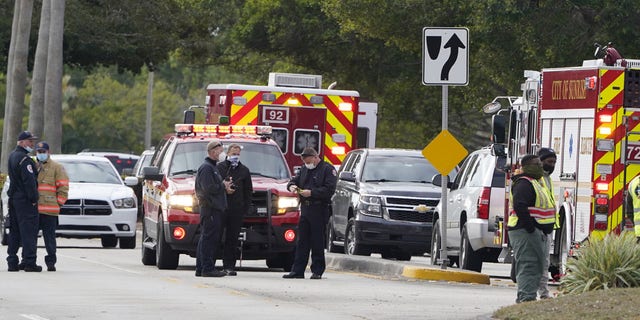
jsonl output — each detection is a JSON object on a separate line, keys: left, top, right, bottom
{"left": 537, "top": 148, "right": 557, "bottom": 161}
{"left": 301, "top": 147, "right": 318, "bottom": 157}
{"left": 17, "top": 131, "right": 38, "bottom": 141}
{"left": 36, "top": 141, "right": 50, "bottom": 151}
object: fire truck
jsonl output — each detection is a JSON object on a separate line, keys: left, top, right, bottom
{"left": 486, "top": 48, "right": 640, "bottom": 278}
{"left": 141, "top": 123, "right": 300, "bottom": 270}
{"left": 205, "top": 73, "right": 377, "bottom": 171}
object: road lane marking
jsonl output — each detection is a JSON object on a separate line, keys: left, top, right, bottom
{"left": 20, "top": 314, "right": 50, "bottom": 320}
{"left": 60, "top": 254, "right": 143, "bottom": 275}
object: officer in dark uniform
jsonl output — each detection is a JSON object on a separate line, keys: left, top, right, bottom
{"left": 6, "top": 131, "right": 41, "bottom": 272}
{"left": 283, "top": 147, "right": 337, "bottom": 280}
{"left": 194, "top": 139, "right": 232, "bottom": 278}
{"left": 217, "top": 143, "right": 253, "bottom": 276}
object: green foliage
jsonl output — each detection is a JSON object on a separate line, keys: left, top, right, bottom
{"left": 560, "top": 233, "right": 640, "bottom": 294}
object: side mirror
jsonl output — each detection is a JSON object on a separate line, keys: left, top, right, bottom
{"left": 142, "top": 166, "right": 163, "bottom": 181}
{"left": 124, "top": 176, "right": 139, "bottom": 186}
{"left": 339, "top": 171, "right": 356, "bottom": 182}
{"left": 491, "top": 143, "right": 507, "bottom": 157}
{"left": 491, "top": 114, "right": 506, "bottom": 144}
{"left": 431, "top": 174, "right": 453, "bottom": 188}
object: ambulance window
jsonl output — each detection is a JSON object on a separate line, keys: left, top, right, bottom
{"left": 356, "top": 128, "right": 369, "bottom": 148}
{"left": 271, "top": 128, "right": 288, "bottom": 153}
{"left": 293, "top": 129, "right": 321, "bottom": 155}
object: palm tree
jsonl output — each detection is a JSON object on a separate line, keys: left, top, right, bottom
{"left": 28, "top": 0, "right": 52, "bottom": 139}
{"left": 43, "top": 0, "right": 65, "bottom": 153}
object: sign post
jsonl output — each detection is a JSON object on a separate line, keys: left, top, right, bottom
{"left": 422, "top": 27, "right": 469, "bottom": 269}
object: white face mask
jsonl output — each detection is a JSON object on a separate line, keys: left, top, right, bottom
{"left": 304, "top": 162, "right": 316, "bottom": 170}
{"left": 24, "top": 146, "right": 33, "bottom": 153}
{"left": 218, "top": 151, "right": 227, "bottom": 162}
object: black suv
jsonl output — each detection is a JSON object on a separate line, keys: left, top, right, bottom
{"left": 328, "top": 148, "right": 456, "bottom": 261}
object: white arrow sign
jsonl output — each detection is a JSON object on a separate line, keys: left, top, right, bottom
{"left": 422, "top": 27, "right": 469, "bottom": 86}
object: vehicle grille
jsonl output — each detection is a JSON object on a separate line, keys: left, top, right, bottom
{"left": 60, "top": 199, "right": 112, "bottom": 216}
{"left": 384, "top": 196, "right": 438, "bottom": 223}
{"left": 247, "top": 191, "right": 269, "bottom": 218}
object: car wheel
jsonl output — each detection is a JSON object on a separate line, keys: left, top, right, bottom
{"left": 101, "top": 235, "right": 118, "bottom": 248}
{"left": 430, "top": 218, "right": 441, "bottom": 265}
{"left": 345, "top": 217, "right": 370, "bottom": 256}
{"left": 395, "top": 251, "right": 412, "bottom": 261}
{"left": 326, "top": 216, "right": 342, "bottom": 253}
{"left": 460, "top": 224, "right": 483, "bottom": 272}
{"left": 141, "top": 218, "right": 156, "bottom": 266}
{"left": 119, "top": 235, "right": 136, "bottom": 249}
{"left": 156, "top": 216, "right": 179, "bottom": 270}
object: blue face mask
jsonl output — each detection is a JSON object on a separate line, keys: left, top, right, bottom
{"left": 24, "top": 146, "right": 33, "bottom": 153}
{"left": 228, "top": 155, "right": 240, "bottom": 167}
{"left": 36, "top": 153, "right": 48, "bottom": 162}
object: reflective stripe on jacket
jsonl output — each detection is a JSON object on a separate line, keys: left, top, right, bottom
{"left": 540, "top": 174, "right": 560, "bottom": 229}
{"left": 628, "top": 176, "right": 640, "bottom": 237}
{"left": 37, "top": 159, "right": 69, "bottom": 215}
{"left": 508, "top": 176, "right": 556, "bottom": 227}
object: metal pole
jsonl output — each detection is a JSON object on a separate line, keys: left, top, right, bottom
{"left": 440, "top": 85, "right": 449, "bottom": 269}
{"left": 144, "top": 69, "right": 154, "bottom": 150}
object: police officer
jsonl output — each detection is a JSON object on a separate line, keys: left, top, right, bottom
{"left": 508, "top": 154, "right": 555, "bottom": 303}
{"left": 217, "top": 143, "right": 253, "bottom": 276}
{"left": 194, "top": 139, "right": 232, "bottom": 277}
{"left": 283, "top": 147, "right": 337, "bottom": 280}
{"left": 35, "top": 141, "right": 69, "bottom": 272}
{"left": 6, "top": 131, "right": 41, "bottom": 272}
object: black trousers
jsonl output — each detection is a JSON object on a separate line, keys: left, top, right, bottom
{"left": 221, "top": 209, "right": 244, "bottom": 270}
{"left": 6, "top": 197, "right": 39, "bottom": 267}
{"left": 196, "top": 208, "right": 223, "bottom": 273}
{"left": 39, "top": 214, "right": 59, "bottom": 267}
{"left": 290, "top": 204, "right": 328, "bottom": 276}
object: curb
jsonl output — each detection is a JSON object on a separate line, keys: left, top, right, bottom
{"left": 325, "top": 253, "right": 490, "bottom": 285}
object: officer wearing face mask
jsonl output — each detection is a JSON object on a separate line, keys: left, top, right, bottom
{"left": 217, "top": 143, "right": 252, "bottom": 276}
{"left": 536, "top": 147, "right": 557, "bottom": 299}
{"left": 507, "top": 154, "right": 555, "bottom": 303}
{"left": 6, "top": 131, "right": 41, "bottom": 272}
{"left": 283, "top": 147, "right": 337, "bottom": 280}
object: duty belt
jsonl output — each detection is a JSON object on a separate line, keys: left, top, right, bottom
{"left": 301, "top": 200, "right": 325, "bottom": 206}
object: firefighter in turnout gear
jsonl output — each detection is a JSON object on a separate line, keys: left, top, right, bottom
{"left": 283, "top": 147, "right": 337, "bottom": 279}
{"left": 35, "top": 142, "right": 69, "bottom": 271}
{"left": 628, "top": 174, "right": 640, "bottom": 239}
{"left": 508, "top": 155, "right": 555, "bottom": 303}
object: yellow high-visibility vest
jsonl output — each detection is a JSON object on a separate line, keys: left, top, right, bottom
{"left": 508, "top": 176, "right": 556, "bottom": 227}
{"left": 628, "top": 175, "right": 640, "bottom": 237}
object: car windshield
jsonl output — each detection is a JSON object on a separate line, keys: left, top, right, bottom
{"left": 169, "top": 141, "right": 290, "bottom": 179}
{"left": 362, "top": 155, "right": 440, "bottom": 183}
{"left": 58, "top": 159, "right": 123, "bottom": 184}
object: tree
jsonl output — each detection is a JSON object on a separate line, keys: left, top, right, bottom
{"left": 42, "top": 0, "right": 65, "bottom": 153}
{"left": 28, "top": 0, "right": 51, "bottom": 139}
{"left": 2, "top": 0, "right": 34, "bottom": 173}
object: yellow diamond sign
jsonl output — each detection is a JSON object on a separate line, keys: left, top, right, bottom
{"left": 422, "top": 130, "right": 468, "bottom": 175}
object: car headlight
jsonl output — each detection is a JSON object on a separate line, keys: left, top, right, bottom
{"left": 168, "top": 194, "right": 196, "bottom": 212}
{"left": 113, "top": 197, "right": 136, "bottom": 209}
{"left": 277, "top": 196, "right": 299, "bottom": 214}
{"left": 358, "top": 195, "right": 382, "bottom": 217}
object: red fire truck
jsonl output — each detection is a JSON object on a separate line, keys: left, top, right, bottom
{"left": 205, "top": 73, "right": 377, "bottom": 171}
{"left": 486, "top": 52, "right": 640, "bottom": 277}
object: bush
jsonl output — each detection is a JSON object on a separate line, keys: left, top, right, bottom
{"left": 560, "top": 232, "right": 640, "bottom": 294}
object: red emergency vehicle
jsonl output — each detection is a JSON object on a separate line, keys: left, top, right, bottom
{"left": 486, "top": 51, "right": 640, "bottom": 277}
{"left": 205, "top": 73, "right": 377, "bottom": 171}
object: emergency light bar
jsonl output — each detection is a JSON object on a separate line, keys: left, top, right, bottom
{"left": 174, "top": 124, "right": 272, "bottom": 135}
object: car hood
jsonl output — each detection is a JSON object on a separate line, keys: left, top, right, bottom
{"left": 68, "top": 182, "right": 135, "bottom": 200}
{"left": 358, "top": 181, "right": 441, "bottom": 198}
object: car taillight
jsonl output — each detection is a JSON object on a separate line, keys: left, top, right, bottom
{"left": 594, "top": 193, "right": 608, "bottom": 230}
{"left": 284, "top": 229, "right": 296, "bottom": 242}
{"left": 173, "top": 226, "right": 186, "bottom": 240}
{"left": 477, "top": 187, "right": 491, "bottom": 219}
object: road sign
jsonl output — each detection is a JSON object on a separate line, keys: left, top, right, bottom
{"left": 422, "top": 129, "right": 468, "bottom": 175}
{"left": 422, "top": 27, "right": 468, "bottom": 86}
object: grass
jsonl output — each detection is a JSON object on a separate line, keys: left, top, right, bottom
{"left": 492, "top": 287, "right": 640, "bottom": 320}
{"left": 494, "top": 233, "right": 640, "bottom": 319}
